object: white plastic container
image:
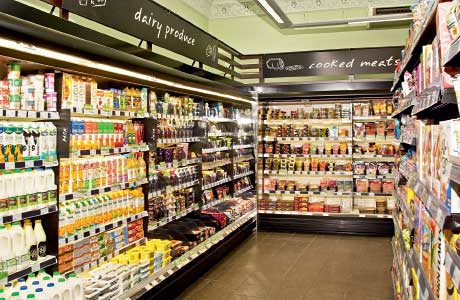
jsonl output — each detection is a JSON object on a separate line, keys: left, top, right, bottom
{"left": 67, "top": 273, "right": 83, "bottom": 300}
{"left": 36, "top": 269, "right": 50, "bottom": 280}
{"left": 10, "top": 222, "right": 29, "bottom": 270}
{"left": 24, "top": 220, "right": 37, "bottom": 262}
{"left": 56, "top": 278, "right": 72, "bottom": 300}
{"left": 34, "top": 220, "right": 46, "bottom": 258}
{"left": 44, "top": 283, "right": 61, "bottom": 300}
{"left": 0, "top": 224, "right": 15, "bottom": 273}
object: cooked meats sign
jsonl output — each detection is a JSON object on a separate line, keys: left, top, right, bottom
{"left": 62, "top": 0, "right": 219, "bottom": 66}
{"left": 263, "top": 47, "right": 402, "bottom": 77}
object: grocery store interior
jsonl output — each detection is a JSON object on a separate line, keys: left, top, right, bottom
{"left": 0, "top": 0, "right": 457, "bottom": 299}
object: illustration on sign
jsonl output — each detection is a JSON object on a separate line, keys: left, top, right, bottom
{"left": 266, "top": 58, "right": 284, "bottom": 70}
{"left": 206, "top": 44, "right": 217, "bottom": 62}
{"left": 79, "top": 0, "right": 107, "bottom": 7}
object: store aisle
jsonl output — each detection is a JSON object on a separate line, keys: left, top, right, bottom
{"left": 177, "top": 232, "right": 393, "bottom": 300}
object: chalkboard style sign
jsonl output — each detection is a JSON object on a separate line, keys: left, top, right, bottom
{"left": 62, "top": 0, "right": 219, "bottom": 66}
{"left": 263, "top": 47, "right": 402, "bottom": 78}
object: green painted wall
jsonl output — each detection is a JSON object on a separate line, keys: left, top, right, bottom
{"left": 208, "top": 13, "right": 408, "bottom": 54}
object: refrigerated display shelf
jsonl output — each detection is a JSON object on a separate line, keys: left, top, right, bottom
{"left": 208, "top": 132, "right": 233, "bottom": 137}
{"left": 263, "top": 136, "right": 353, "bottom": 142}
{"left": 148, "top": 180, "right": 200, "bottom": 198}
{"left": 263, "top": 170, "right": 353, "bottom": 176}
{"left": 70, "top": 144, "right": 149, "bottom": 158}
{"left": 0, "top": 255, "right": 57, "bottom": 285}
{"left": 59, "top": 178, "right": 149, "bottom": 201}
{"left": 233, "top": 156, "right": 254, "bottom": 163}
{"left": 353, "top": 137, "right": 393, "bottom": 143}
{"left": 151, "top": 158, "right": 201, "bottom": 172}
{"left": 234, "top": 171, "right": 254, "bottom": 180}
{"left": 156, "top": 113, "right": 199, "bottom": 121}
{"left": 202, "top": 146, "right": 230, "bottom": 154}
{"left": 205, "top": 117, "right": 237, "bottom": 123}
{"left": 148, "top": 205, "right": 200, "bottom": 231}
{"left": 124, "top": 210, "right": 257, "bottom": 300}
{"left": 202, "top": 178, "right": 232, "bottom": 190}
{"left": 157, "top": 137, "right": 202, "bottom": 144}
{"left": 353, "top": 175, "right": 395, "bottom": 179}
{"left": 352, "top": 116, "right": 393, "bottom": 121}
{"left": 0, "top": 203, "right": 58, "bottom": 225}
{"left": 71, "top": 107, "right": 149, "bottom": 118}
{"left": 71, "top": 237, "right": 147, "bottom": 274}
{"left": 353, "top": 154, "right": 395, "bottom": 160}
{"left": 234, "top": 185, "right": 253, "bottom": 196}
{"left": 260, "top": 190, "right": 353, "bottom": 196}
{"left": 59, "top": 211, "right": 148, "bottom": 246}
{"left": 202, "top": 160, "right": 232, "bottom": 170}
{"left": 258, "top": 210, "right": 392, "bottom": 218}
{"left": 258, "top": 153, "right": 352, "bottom": 159}
{"left": 263, "top": 118, "right": 352, "bottom": 125}
{"left": 232, "top": 144, "right": 254, "bottom": 150}
{"left": 0, "top": 109, "right": 60, "bottom": 120}
{"left": 0, "top": 159, "right": 58, "bottom": 171}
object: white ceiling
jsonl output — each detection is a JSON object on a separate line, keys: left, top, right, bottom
{"left": 181, "top": 0, "right": 416, "bottom": 19}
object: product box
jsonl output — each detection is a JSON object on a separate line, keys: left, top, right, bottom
{"left": 430, "top": 125, "right": 440, "bottom": 196}
{"left": 437, "top": 2, "right": 457, "bottom": 89}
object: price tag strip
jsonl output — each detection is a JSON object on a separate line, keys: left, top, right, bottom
{"left": 0, "top": 204, "right": 58, "bottom": 225}
{"left": 0, "top": 255, "right": 57, "bottom": 285}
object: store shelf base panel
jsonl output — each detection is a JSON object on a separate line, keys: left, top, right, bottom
{"left": 258, "top": 213, "right": 394, "bottom": 236}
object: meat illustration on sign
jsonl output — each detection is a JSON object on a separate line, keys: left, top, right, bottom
{"left": 266, "top": 57, "right": 285, "bottom": 70}
{"left": 79, "top": 0, "right": 107, "bottom": 7}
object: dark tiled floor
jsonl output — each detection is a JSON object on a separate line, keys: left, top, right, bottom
{"left": 176, "top": 232, "right": 393, "bottom": 300}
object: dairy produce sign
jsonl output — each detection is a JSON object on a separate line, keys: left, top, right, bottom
{"left": 263, "top": 47, "right": 402, "bottom": 78}
{"left": 62, "top": 0, "right": 219, "bottom": 66}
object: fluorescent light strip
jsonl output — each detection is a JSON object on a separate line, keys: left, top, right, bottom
{"left": 256, "top": 0, "right": 284, "bottom": 24}
{"left": 0, "top": 37, "right": 253, "bottom": 104}
{"left": 348, "top": 17, "right": 412, "bottom": 25}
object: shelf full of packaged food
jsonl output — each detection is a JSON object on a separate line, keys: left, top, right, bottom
{"left": 409, "top": 176, "right": 451, "bottom": 228}
{"left": 59, "top": 211, "right": 148, "bottom": 246}
{"left": 411, "top": 88, "right": 457, "bottom": 119}
{"left": 207, "top": 132, "right": 234, "bottom": 137}
{"left": 234, "top": 185, "right": 254, "bottom": 196}
{"left": 398, "top": 161, "right": 417, "bottom": 181}
{"left": 353, "top": 154, "right": 395, "bottom": 160}
{"left": 59, "top": 178, "right": 149, "bottom": 201}
{"left": 204, "top": 117, "right": 237, "bottom": 123}
{"left": 0, "top": 109, "right": 60, "bottom": 120}
{"left": 258, "top": 153, "right": 352, "bottom": 159}
{"left": 444, "top": 35, "right": 460, "bottom": 67}
{"left": 71, "top": 237, "right": 147, "bottom": 274}
{"left": 391, "top": 239, "right": 412, "bottom": 300}
{"left": 150, "top": 158, "right": 201, "bottom": 172}
{"left": 0, "top": 255, "right": 57, "bottom": 285}
{"left": 202, "top": 160, "right": 232, "bottom": 170}
{"left": 258, "top": 210, "right": 392, "bottom": 219}
{"left": 124, "top": 210, "right": 257, "bottom": 300}
{"left": 202, "top": 178, "right": 232, "bottom": 190}
{"left": 0, "top": 203, "right": 57, "bottom": 225}
{"left": 263, "top": 170, "right": 353, "bottom": 176}
{"left": 232, "top": 144, "right": 254, "bottom": 150}
{"left": 394, "top": 191, "right": 415, "bottom": 230}
{"left": 264, "top": 118, "right": 352, "bottom": 125}
{"left": 148, "top": 180, "right": 200, "bottom": 198}
{"left": 391, "top": 0, "right": 438, "bottom": 92}
{"left": 156, "top": 113, "right": 200, "bottom": 121}
{"left": 391, "top": 100, "right": 415, "bottom": 118}
{"left": 445, "top": 246, "right": 460, "bottom": 292}
{"left": 233, "top": 156, "right": 254, "bottom": 163}
{"left": 410, "top": 248, "right": 436, "bottom": 300}
{"left": 353, "top": 175, "right": 395, "bottom": 180}
{"left": 260, "top": 190, "right": 353, "bottom": 196}
{"left": 353, "top": 137, "right": 394, "bottom": 143}
{"left": 148, "top": 204, "right": 201, "bottom": 231}
{"left": 202, "top": 147, "right": 230, "bottom": 154}
{"left": 234, "top": 171, "right": 254, "bottom": 180}
{"left": 263, "top": 136, "right": 352, "bottom": 142}
{"left": 71, "top": 107, "right": 149, "bottom": 118}
{"left": 352, "top": 116, "right": 393, "bottom": 121}
{"left": 70, "top": 144, "right": 149, "bottom": 158}
{"left": 156, "top": 137, "right": 202, "bottom": 145}
{"left": 0, "top": 159, "right": 58, "bottom": 171}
